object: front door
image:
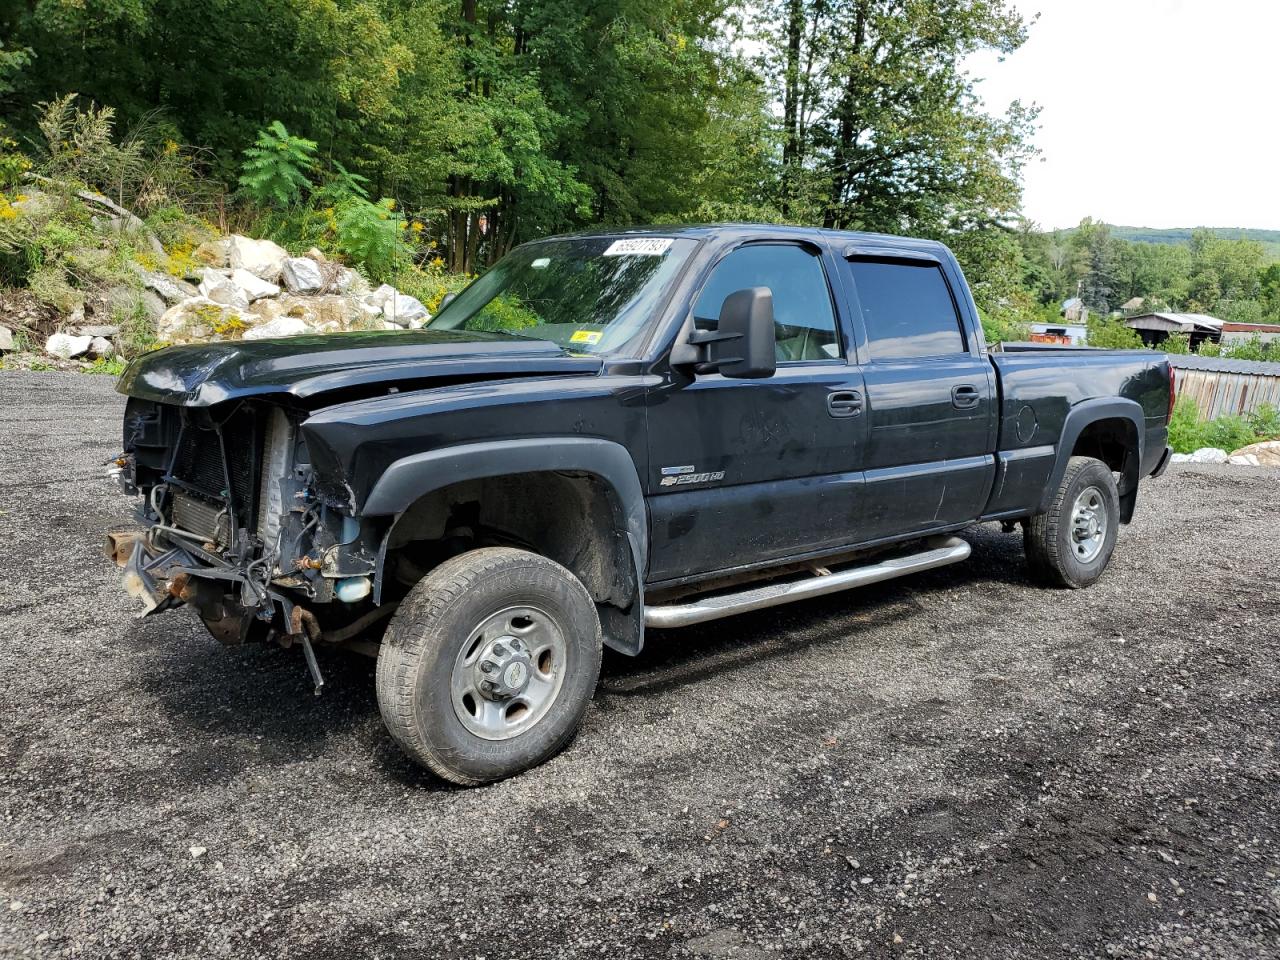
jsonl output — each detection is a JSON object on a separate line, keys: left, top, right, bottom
{"left": 840, "top": 256, "right": 997, "bottom": 540}
{"left": 645, "top": 242, "right": 867, "bottom": 584}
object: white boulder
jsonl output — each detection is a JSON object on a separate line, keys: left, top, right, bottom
{"left": 1188, "top": 447, "right": 1229, "bottom": 464}
{"left": 75, "top": 324, "right": 119, "bottom": 338}
{"left": 230, "top": 268, "right": 280, "bottom": 302}
{"left": 1229, "top": 440, "right": 1280, "bottom": 466}
{"left": 242, "top": 315, "right": 312, "bottom": 340}
{"left": 158, "top": 297, "right": 246, "bottom": 342}
{"left": 88, "top": 336, "right": 115, "bottom": 358}
{"left": 381, "top": 292, "right": 429, "bottom": 326}
{"left": 366, "top": 284, "right": 397, "bottom": 310}
{"left": 1227, "top": 453, "right": 1261, "bottom": 466}
{"left": 226, "top": 235, "right": 288, "bottom": 281}
{"left": 281, "top": 257, "right": 325, "bottom": 294}
{"left": 132, "top": 266, "right": 199, "bottom": 305}
{"left": 46, "top": 333, "right": 93, "bottom": 359}
{"left": 335, "top": 266, "right": 370, "bottom": 296}
{"left": 193, "top": 238, "right": 231, "bottom": 269}
{"left": 0, "top": 326, "right": 13, "bottom": 352}
{"left": 198, "top": 269, "right": 250, "bottom": 310}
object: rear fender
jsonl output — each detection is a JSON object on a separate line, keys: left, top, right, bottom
{"left": 1041, "top": 398, "right": 1145, "bottom": 520}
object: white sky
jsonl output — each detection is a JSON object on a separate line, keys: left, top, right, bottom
{"left": 965, "top": 0, "right": 1280, "bottom": 230}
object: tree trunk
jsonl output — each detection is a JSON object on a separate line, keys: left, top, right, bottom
{"left": 825, "top": 0, "right": 870, "bottom": 227}
{"left": 782, "top": 0, "right": 804, "bottom": 172}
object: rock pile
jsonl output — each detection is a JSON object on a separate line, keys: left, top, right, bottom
{"left": 153, "top": 237, "right": 430, "bottom": 346}
{"left": 1169, "top": 441, "right": 1280, "bottom": 466}
{"left": 0, "top": 233, "right": 432, "bottom": 362}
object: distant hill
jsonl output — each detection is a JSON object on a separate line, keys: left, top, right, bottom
{"left": 1050, "top": 224, "right": 1280, "bottom": 260}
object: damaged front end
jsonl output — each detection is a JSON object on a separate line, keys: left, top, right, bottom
{"left": 107, "top": 397, "right": 387, "bottom": 689}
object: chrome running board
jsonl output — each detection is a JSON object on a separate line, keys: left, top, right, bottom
{"left": 643, "top": 536, "right": 971, "bottom": 629}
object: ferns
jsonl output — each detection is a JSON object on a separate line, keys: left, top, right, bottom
{"left": 334, "top": 197, "right": 411, "bottom": 280}
{"left": 237, "top": 121, "right": 317, "bottom": 206}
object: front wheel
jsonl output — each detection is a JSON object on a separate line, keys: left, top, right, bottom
{"left": 1024, "top": 456, "right": 1120, "bottom": 589}
{"left": 376, "top": 547, "right": 602, "bottom": 785}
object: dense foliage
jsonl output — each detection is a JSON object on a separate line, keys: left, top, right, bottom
{"left": 0, "top": 0, "right": 1275, "bottom": 338}
{"left": 0, "top": 1, "right": 1037, "bottom": 273}
{"left": 1167, "top": 398, "right": 1280, "bottom": 455}
{"left": 1014, "top": 218, "right": 1280, "bottom": 327}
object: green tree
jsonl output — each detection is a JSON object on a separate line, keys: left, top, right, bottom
{"left": 1085, "top": 314, "right": 1142, "bottom": 349}
{"left": 1070, "top": 218, "right": 1118, "bottom": 313}
{"left": 754, "top": 0, "right": 1037, "bottom": 234}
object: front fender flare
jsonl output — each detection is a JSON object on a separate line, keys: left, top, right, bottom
{"left": 362, "top": 437, "right": 648, "bottom": 655}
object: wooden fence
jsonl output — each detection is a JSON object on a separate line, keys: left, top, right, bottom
{"left": 1170, "top": 355, "right": 1280, "bottom": 419}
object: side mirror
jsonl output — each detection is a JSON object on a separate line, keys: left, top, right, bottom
{"left": 438, "top": 292, "right": 457, "bottom": 311}
{"left": 686, "top": 287, "right": 777, "bottom": 379}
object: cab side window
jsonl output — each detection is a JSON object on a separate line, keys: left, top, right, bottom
{"left": 693, "top": 244, "right": 841, "bottom": 362}
{"left": 846, "top": 259, "right": 966, "bottom": 361}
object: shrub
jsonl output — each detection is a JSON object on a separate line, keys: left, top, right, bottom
{"left": 1166, "top": 396, "right": 1264, "bottom": 454}
{"left": 238, "top": 121, "right": 317, "bottom": 206}
{"left": 1166, "top": 396, "right": 1205, "bottom": 453}
{"left": 1161, "top": 332, "right": 1191, "bottom": 354}
{"left": 1085, "top": 315, "right": 1143, "bottom": 349}
{"left": 1200, "top": 414, "right": 1258, "bottom": 454}
{"left": 979, "top": 308, "right": 1030, "bottom": 346}
{"left": 391, "top": 262, "right": 471, "bottom": 314}
{"left": 84, "top": 355, "right": 127, "bottom": 376}
{"left": 0, "top": 136, "right": 31, "bottom": 190}
{"left": 1248, "top": 403, "right": 1280, "bottom": 440}
{"left": 334, "top": 197, "right": 412, "bottom": 280}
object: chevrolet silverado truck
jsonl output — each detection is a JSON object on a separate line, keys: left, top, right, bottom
{"left": 108, "top": 224, "right": 1174, "bottom": 784}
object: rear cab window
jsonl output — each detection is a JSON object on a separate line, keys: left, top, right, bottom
{"left": 844, "top": 259, "right": 967, "bottom": 361}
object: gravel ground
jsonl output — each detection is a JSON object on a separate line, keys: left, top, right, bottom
{"left": 2, "top": 370, "right": 1279, "bottom": 960}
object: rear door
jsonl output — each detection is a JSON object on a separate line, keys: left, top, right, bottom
{"left": 839, "top": 254, "right": 997, "bottom": 540}
{"left": 644, "top": 241, "right": 868, "bottom": 584}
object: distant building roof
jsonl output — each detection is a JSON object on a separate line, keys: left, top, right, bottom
{"left": 1169, "top": 354, "right": 1280, "bottom": 376}
{"left": 1220, "top": 322, "right": 1280, "bottom": 333}
{"left": 1124, "top": 312, "right": 1224, "bottom": 333}
{"left": 1121, "top": 296, "right": 1145, "bottom": 310}
{"left": 1062, "top": 297, "right": 1083, "bottom": 310}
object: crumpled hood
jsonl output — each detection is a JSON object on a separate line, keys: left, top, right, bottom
{"left": 117, "top": 329, "right": 603, "bottom": 406}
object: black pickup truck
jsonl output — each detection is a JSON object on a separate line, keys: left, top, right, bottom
{"left": 109, "top": 224, "right": 1174, "bottom": 784}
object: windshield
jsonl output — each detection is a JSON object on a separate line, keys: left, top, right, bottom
{"left": 426, "top": 236, "right": 697, "bottom": 354}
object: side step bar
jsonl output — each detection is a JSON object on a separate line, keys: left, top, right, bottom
{"left": 643, "top": 536, "right": 971, "bottom": 629}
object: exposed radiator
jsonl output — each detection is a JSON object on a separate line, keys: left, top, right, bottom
{"left": 172, "top": 493, "right": 229, "bottom": 546}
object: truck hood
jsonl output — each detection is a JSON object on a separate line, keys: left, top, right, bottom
{"left": 116, "top": 329, "right": 604, "bottom": 407}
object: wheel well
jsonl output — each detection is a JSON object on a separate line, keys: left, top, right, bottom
{"left": 1071, "top": 417, "right": 1140, "bottom": 520}
{"left": 381, "top": 471, "right": 637, "bottom": 611}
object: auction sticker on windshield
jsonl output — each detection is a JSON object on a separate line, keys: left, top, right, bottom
{"left": 603, "top": 238, "right": 673, "bottom": 256}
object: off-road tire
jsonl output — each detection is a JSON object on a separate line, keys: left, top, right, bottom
{"left": 375, "top": 547, "right": 602, "bottom": 785}
{"left": 1024, "top": 456, "right": 1120, "bottom": 589}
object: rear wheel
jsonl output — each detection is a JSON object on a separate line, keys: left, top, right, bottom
{"left": 375, "top": 547, "right": 602, "bottom": 785}
{"left": 1024, "top": 456, "right": 1120, "bottom": 589}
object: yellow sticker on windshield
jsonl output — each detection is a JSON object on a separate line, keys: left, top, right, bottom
{"left": 570, "top": 330, "right": 602, "bottom": 345}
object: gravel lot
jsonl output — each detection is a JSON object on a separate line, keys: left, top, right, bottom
{"left": 2, "top": 370, "right": 1279, "bottom": 960}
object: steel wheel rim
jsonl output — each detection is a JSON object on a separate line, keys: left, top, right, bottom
{"left": 451, "top": 604, "right": 567, "bottom": 741}
{"left": 1069, "top": 485, "right": 1108, "bottom": 563}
